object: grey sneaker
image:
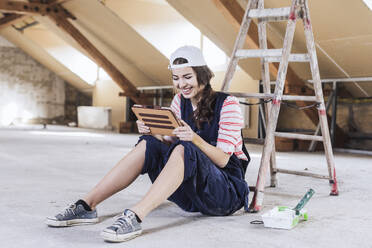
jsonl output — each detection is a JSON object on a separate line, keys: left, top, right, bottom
{"left": 101, "top": 209, "right": 142, "bottom": 242}
{"left": 45, "top": 202, "right": 98, "bottom": 227}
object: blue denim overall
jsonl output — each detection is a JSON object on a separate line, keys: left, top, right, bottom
{"left": 137, "top": 92, "right": 250, "bottom": 216}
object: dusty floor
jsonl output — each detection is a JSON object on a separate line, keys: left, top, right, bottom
{"left": 0, "top": 125, "right": 371, "bottom": 248}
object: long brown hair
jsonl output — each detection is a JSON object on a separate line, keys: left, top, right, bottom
{"left": 172, "top": 58, "right": 216, "bottom": 129}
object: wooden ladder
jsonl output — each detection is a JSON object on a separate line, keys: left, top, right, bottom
{"left": 221, "top": 0, "right": 339, "bottom": 213}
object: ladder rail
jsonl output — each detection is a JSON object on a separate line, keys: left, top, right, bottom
{"left": 302, "top": 0, "right": 338, "bottom": 195}
{"left": 257, "top": 0, "right": 277, "bottom": 188}
{"left": 250, "top": 0, "right": 299, "bottom": 212}
{"left": 308, "top": 90, "right": 334, "bottom": 151}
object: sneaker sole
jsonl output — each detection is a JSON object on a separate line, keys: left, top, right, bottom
{"left": 101, "top": 229, "right": 142, "bottom": 242}
{"left": 45, "top": 217, "right": 99, "bottom": 227}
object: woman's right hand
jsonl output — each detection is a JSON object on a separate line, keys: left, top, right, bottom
{"left": 136, "top": 120, "right": 150, "bottom": 134}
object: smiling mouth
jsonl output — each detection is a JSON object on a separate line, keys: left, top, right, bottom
{"left": 181, "top": 87, "right": 193, "bottom": 95}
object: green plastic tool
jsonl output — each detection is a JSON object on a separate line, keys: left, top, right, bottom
{"left": 293, "top": 188, "right": 315, "bottom": 215}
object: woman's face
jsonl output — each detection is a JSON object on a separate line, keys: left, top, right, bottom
{"left": 172, "top": 66, "right": 203, "bottom": 99}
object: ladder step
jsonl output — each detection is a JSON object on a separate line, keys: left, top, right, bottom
{"left": 227, "top": 92, "right": 273, "bottom": 99}
{"left": 274, "top": 132, "right": 323, "bottom": 141}
{"left": 236, "top": 49, "right": 282, "bottom": 58}
{"left": 265, "top": 54, "right": 310, "bottom": 63}
{"left": 236, "top": 49, "right": 309, "bottom": 62}
{"left": 248, "top": 7, "right": 291, "bottom": 22}
{"left": 275, "top": 168, "right": 331, "bottom": 180}
{"left": 281, "top": 95, "right": 317, "bottom": 101}
{"left": 227, "top": 92, "right": 317, "bottom": 102}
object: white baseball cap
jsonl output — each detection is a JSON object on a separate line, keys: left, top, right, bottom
{"left": 169, "top": 46, "right": 207, "bottom": 69}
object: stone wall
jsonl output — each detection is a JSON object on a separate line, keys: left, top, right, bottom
{"left": 277, "top": 97, "right": 372, "bottom": 151}
{"left": 337, "top": 101, "right": 372, "bottom": 150}
{"left": 0, "top": 36, "right": 91, "bottom": 126}
{"left": 277, "top": 105, "right": 316, "bottom": 132}
{"left": 65, "top": 83, "right": 92, "bottom": 124}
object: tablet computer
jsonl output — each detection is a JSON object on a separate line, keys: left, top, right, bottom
{"left": 131, "top": 105, "right": 183, "bottom": 136}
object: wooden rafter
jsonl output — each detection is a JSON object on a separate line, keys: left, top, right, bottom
{"left": 0, "top": 1, "right": 73, "bottom": 19}
{"left": 0, "top": 13, "right": 24, "bottom": 29}
{"left": 48, "top": 12, "right": 144, "bottom": 104}
{"left": 28, "top": 1, "right": 71, "bottom": 6}
{"left": 213, "top": 0, "right": 346, "bottom": 146}
{"left": 119, "top": 91, "right": 174, "bottom": 99}
{"left": 28, "top": 0, "right": 59, "bottom": 3}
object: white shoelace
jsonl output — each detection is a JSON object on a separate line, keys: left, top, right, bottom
{"left": 111, "top": 214, "right": 133, "bottom": 230}
{"left": 62, "top": 204, "right": 77, "bottom": 217}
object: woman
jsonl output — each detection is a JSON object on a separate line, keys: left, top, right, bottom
{"left": 46, "top": 46, "right": 250, "bottom": 243}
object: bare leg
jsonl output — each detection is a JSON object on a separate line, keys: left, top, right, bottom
{"left": 131, "top": 145, "right": 185, "bottom": 220}
{"left": 83, "top": 140, "right": 147, "bottom": 209}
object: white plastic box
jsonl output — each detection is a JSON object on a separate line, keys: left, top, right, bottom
{"left": 261, "top": 206, "right": 308, "bottom": 229}
{"left": 77, "top": 106, "right": 112, "bottom": 130}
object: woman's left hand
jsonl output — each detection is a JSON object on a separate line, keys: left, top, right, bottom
{"left": 173, "top": 120, "right": 197, "bottom": 142}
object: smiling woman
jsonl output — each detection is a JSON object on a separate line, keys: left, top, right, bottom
{"left": 46, "top": 45, "right": 251, "bottom": 243}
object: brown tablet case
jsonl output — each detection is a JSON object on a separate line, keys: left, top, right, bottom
{"left": 131, "top": 105, "right": 182, "bottom": 136}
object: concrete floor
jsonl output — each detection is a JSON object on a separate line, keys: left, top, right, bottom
{"left": 0, "top": 125, "right": 371, "bottom": 248}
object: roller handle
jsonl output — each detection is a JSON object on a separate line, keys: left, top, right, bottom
{"left": 293, "top": 188, "right": 315, "bottom": 215}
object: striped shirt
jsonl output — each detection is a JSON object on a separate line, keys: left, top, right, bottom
{"left": 170, "top": 93, "right": 248, "bottom": 160}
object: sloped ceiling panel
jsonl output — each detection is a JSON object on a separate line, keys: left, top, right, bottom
{"left": 260, "top": 0, "right": 372, "bottom": 97}
{"left": 58, "top": 0, "right": 171, "bottom": 86}
{"left": 0, "top": 26, "right": 93, "bottom": 94}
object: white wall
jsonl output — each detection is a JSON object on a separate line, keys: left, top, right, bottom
{"left": 93, "top": 79, "right": 126, "bottom": 131}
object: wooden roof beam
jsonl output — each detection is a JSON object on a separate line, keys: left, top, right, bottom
{"left": 212, "top": 0, "right": 347, "bottom": 146}
{"left": 47, "top": 12, "right": 145, "bottom": 104}
{"left": 0, "top": 1, "right": 74, "bottom": 19}
{"left": 28, "top": 0, "right": 61, "bottom": 3}
{"left": 0, "top": 13, "right": 24, "bottom": 29}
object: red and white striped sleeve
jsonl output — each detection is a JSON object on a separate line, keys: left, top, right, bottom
{"left": 217, "top": 96, "right": 244, "bottom": 155}
{"left": 170, "top": 93, "right": 181, "bottom": 119}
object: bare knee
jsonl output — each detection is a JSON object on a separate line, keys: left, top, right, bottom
{"left": 137, "top": 136, "right": 162, "bottom": 151}
{"left": 136, "top": 139, "right": 146, "bottom": 149}
{"left": 171, "top": 144, "right": 184, "bottom": 159}
{"left": 139, "top": 139, "right": 146, "bottom": 146}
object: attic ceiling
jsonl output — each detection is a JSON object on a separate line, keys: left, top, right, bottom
{"left": 0, "top": 0, "right": 372, "bottom": 98}
{"left": 167, "top": 0, "right": 372, "bottom": 97}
